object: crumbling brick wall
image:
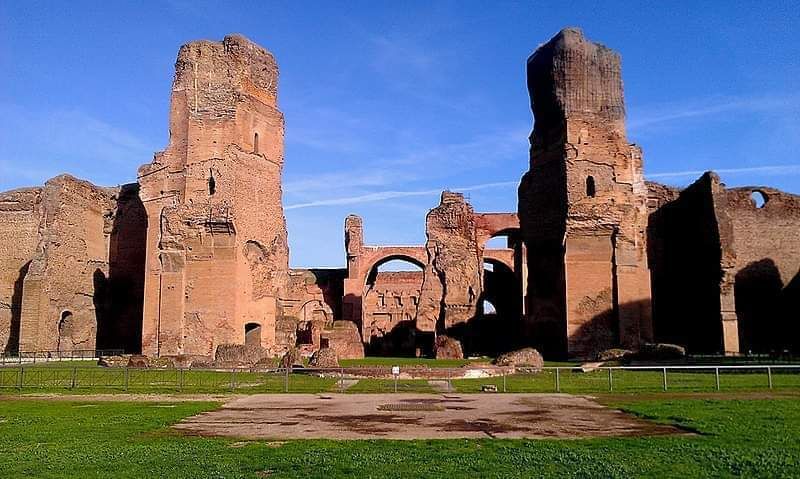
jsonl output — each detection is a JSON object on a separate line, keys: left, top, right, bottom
{"left": 416, "top": 192, "right": 482, "bottom": 339}
{"left": 518, "top": 28, "right": 652, "bottom": 359}
{"left": 138, "top": 34, "right": 289, "bottom": 357}
{"left": 0, "top": 187, "right": 41, "bottom": 353}
{"left": 647, "top": 173, "right": 737, "bottom": 354}
{"left": 18, "top": 175, "right": 116, "bottom": 353}
{"left": 727, "top": 187, "right": 800, "bottom": 353}
{"left": 363, "top": 271, "right": 423, "bottom": 355}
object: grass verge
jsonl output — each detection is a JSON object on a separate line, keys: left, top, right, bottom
{"left": 1, "top": 396, "right": 799, "bottom": 477}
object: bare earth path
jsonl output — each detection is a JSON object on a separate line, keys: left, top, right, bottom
{"left": 173, "top": 393, "right": 686, "bottom": 440}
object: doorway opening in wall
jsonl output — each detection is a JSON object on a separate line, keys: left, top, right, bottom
{"left": 459, "top": 250, "right": 524, "bottom": 358}
{"left": 586, "top": 176, "right": 596, "bottom": 197}
{"left": 364, "top": 257, "right": 425, "bottom": 357}
{"left": 57, "top": 311, "right": 73, "bottom": 353}
{"left": 253, "top": 132, "right": 259, "bottom": 154}
{"left": 208, "top": 171, "right": 216, "bottom": 195}
{"left": 244, "top": 323, "right": 261, "bottom": 347}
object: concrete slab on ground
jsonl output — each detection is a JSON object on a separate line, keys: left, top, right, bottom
{"left": 173, "top": 393, "right": 686, "bottom": 440}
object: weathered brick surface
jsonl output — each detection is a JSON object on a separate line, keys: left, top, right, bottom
{"left": 0, "top": 188, "right": 41, "bottom": 353}
{"left": 519, "top": 28, "right": 652, "bottom": 359}
{"left": 726, "top": 187, "right": 800, "bottom": 353}
{"left": 1, "top": 29, "right": 797, "bottom": 360}
{"left": 19, "top": 175, "right": 116, "bottom": 353}
{"left": 137, "top": 35, "right": 289, "bottom": 357}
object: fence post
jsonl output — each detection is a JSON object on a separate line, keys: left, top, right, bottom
{"left": 662, "top": 367, "right": 668, "bottom": 391}
{"left": 124, "top": 368, "right": 129, "bottom": 391}
{"left": 715, "top": 367, "right": 720, "bottom": 391}
{"left": 230, "top": 369, "right": 235, "bottom": 391}
{"left": 767, "top": 366, "right": 773, "bottom": 389}
{"left": 555, "top": 368, "right": 561, "bottom": 392}
{"left": 71, "top": 367, "right": 77, "bottom": 390}
{"left": 394, "top": 375, "right": 398, "bottom": 393}
{"left": 18, "top": 366, "right": 24, "bottom": 391}
{"left": 284, "top": 367, "right": 289, "bottom": 393}
{"left": 502, "top": 371, "right": 507, "bottom": 393}
{"left": 608, "top": 368, "right": 613, "bottom": 392}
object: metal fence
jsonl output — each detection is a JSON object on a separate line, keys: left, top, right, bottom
{"left": 1, "top": 364, "right": 798, "bottom": 394}
{"left": 0, "top": 349, "right": 125, "bottom": 365}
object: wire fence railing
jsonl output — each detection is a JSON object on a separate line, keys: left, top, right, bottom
{"left": 1, "top": 364, "right": 799, "bottom": 394}
{"left": 1, "top": 350, "right": 125, "bottom": 365}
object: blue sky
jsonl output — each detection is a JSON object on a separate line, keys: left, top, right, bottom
{"left": 1, "top": 1, "right": 798, "bottom": 268}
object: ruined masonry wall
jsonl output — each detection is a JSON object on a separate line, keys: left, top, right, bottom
{"left": 138, "top": 34, "right": 289, "bottom": 358}
{"left": 727, "top": 187, "right": 800, "bottom": 352}
{"left": 19, "top": 175, "right": 115, "bottom": 353}
{"left": 0, "top": 188, "right": 42, "bottom": 353}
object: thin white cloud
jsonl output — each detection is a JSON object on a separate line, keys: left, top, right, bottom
{"left": 629, "top": 94, "right": 800, "bottom": 131}
{"left": 286, "top": 180, "right": 518, "bottom": 210}
{"left": 647, "top": 164, "right": 800, "bottom": 179}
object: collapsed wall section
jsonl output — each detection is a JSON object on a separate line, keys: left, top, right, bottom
{"left": 0, "top": 188, "right": 42, "bottom": 353}
{"left": 416, "top": 192, "right": 482, "bottom": 340}
{"left": 518, "top": 28, "right": 652, "bottom": 359}
{"left": 18, "top": 175, "right": 116, "bottom": 353}
{"left": 138, "top": 34, "right": 289, "bottom": 358}
{"left": 647, "top": 173, "right": 737, "bottom": 354}
{"left": 727, "top": 187, "right": 800, "bottom": 353}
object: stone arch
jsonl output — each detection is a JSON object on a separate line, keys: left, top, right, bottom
{"left": 298, "top": 299, "right": 331, "bottom": 323}
{"left": 751, "top": 190, "right": 767, "bottom": 208}
{"left": 364, "top": 254, "right": 426, "bottom": 286}
{"left": 244, "top": 322, "right": 261, "bottom": 346}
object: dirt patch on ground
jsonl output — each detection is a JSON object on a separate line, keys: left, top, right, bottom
{"left": 173, "top": 393, "right": 689, "bottom": 440}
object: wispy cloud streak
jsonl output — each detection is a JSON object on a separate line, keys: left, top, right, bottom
{"left": 647, "top": 164, "right": 800, "bottom": 179}
{"left": 629, "top": 94, "right": 800, "bottom": 131}
{"left": 286, "top": 181, "right": 518, "bottom": 210}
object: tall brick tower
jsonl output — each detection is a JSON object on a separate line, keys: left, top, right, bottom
{"left": 518, "top": 28, "right": 652, "bottom": 358}
{"left": 138, "top": 34, "right": 289, "bottom": 357}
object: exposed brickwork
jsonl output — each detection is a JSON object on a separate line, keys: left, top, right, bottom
{"left": 727, "top": 187, "right": 800, "bottom": 353}
{"left": 519, "top": 28, "right": 652, "bottom": 359}
{"left": 1, "top": 29, "right": 797, "bottom": 360}
{"left": 0, "top": 187, "right": 41, "bottom": 353}
{"left": 417, "top": 192, "right": 482, "bottom": 334}
{"left": 137, "top": 35, "right": 289, "bottom": 357}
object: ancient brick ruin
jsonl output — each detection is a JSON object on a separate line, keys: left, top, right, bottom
{"left": 1, "top": 29, "right": 797, "bottom": 361}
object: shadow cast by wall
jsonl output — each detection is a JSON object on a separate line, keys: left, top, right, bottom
{"left": 736, "top": 260, "right": 799, "bottom": 354}
{"left": 97, "top": 184, "right": 147, "bottom": 353}
{"left": 3, "top": 260, "right": 30, "bottom": 354}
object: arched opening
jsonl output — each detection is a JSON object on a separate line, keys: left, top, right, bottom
{"left": 244, "top": 323, "right": 262, "bottom": 347}
{"left": 462, "top": 257, "right": 523, "bottom": 356}
{"left": 485, "top": 236, "right": 509, "bottom": 250}
{"left": 57, "top": 311, "right": 73, "bottom": 353}
{"left": 586, "top": 176, "right": 596, "bottom": 197}
{"left": 482, "top": 299, "right": 497, "bottom": 314}
{"left": 208, "top": 170, "right": 216, "bottom": 195}
{"left": 751, "top": 190, "right": 767, "bottom": 208}
{"left": 253, "top": 132, "right": 259, "bottom": 154}
{"left": 363, "top": 256, "right": 426, "bottom": 357}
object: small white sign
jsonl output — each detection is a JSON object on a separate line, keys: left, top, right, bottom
{"left": 391, "top": 366, "right": 400, "bottom": 376}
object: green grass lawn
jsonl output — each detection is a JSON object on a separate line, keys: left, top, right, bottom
{"left": 1, "top": 396, "right": 799, "bottom": 478}
{"left": 345, "top": 378, "right": 436, "bottom": 393}
{"left": 452, "top": 368, "right": 800, "bottom": 393}
{"left": 2, "top": 366, "right": 799, "bottom": 395}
